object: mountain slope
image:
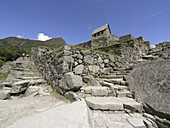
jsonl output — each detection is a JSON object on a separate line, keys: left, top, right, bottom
{"left": 0, "top": 37, "right": 66, "bottom": 50}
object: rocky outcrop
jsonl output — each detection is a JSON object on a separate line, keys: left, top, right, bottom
{"left": 126, "top": 59, "right": 170, "bottom": 120}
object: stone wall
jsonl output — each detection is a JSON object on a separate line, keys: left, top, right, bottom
{"left": 126, "top": 59, "right": 170, "bottom": 120}
{"left": 119, "top": 34, "right": 135, "bottom": 42}
{"left": 31, "top": 40, "right": 150, "bottom": 94}
{"left": 77, "top": 35, "right": 119, "bottom": 49}
{"left": 149, "top": 42, "right": 170, "bottom": 59}
{"left": 31, "top": 46, "right": 118, "bottom": 94}
{"left": 94, "top": 40, "right": 150, "bottom": 68}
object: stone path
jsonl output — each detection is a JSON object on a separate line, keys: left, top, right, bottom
{"left": 0, "top": 57, "right": 68, "bottom": 128}
{"left": 0, "top": 95, "right": 66, "bottom": 128}
{"left": 79, "top": 66, "right": 158, "bottom": 128}
{"left": 0, "top": 57, "right": 46, "bottom": 99}
{"left": 0, "top": 53, "right": 161, "bottom": 128}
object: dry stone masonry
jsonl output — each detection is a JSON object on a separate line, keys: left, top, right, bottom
{"left": 31, "top": 38, "right": 169, "bottom": 127}
{"left": 1, "top": 26, "right": 169, "bottom": 127}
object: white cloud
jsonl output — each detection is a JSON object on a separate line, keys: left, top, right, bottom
{"left": 37, "top": 33, "right": 52, "bottom": 41}
{"left": 17, "top": 35, "right": 24, "bottom": 38}
{"left": 144, "top": 11, "right": 163, "bottom": 19}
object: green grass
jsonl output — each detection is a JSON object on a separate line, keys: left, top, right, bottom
{"left": 51, "top": 90, "right": 69, "bottom": 102}
{"left": 0, "top": 37, "right": 66, "bottom": 50}
{"left": 83, "top": 81, "right": 88, "bottom": 85}
{"left": 1, "top": 65, "right": 14, "bottom": 81}
{"left": 67, "top": 45, "right": 119, "bottom": 57}
{"left": 0, "top": 86, "right": 3, "bottom": 89}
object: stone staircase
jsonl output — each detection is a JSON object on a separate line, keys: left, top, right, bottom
{"left": 78, "top": 48, "right": 165, "bottom": 127}
{"left": 5, "top": 57, "right": 43, "bottom": 83}
{"left": 79, "top": 66, "right": 159, "bottom": 127}
{"left": 0, "top": 57, "right": 47, "bottom": 99}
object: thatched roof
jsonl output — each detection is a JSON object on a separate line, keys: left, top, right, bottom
{"left": 92, "top": 24, "right": 111, "bottom": 35}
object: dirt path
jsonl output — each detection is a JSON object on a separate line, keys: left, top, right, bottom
{"left": 0, "top": 95, "right": 66, "bottom": 128}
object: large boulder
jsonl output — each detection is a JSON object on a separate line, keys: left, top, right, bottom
{"left": 7, "top": 101, "right": 94, "bottom": 128}
{"left": 126, "top": 59, "right": 170, "bottom": 120}
{"left": 59, "top": 72, "right": 82, "bottom": 92}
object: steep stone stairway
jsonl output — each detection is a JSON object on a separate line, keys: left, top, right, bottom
{"left": 79, "top": 67, "right": 158, "bottom": 128}
{"left": 0, "top": 57, "right": 47, "bottom": 99}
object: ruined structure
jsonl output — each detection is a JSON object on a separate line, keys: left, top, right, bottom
{"left": 92, "top": 24, "right": 111, "bottom": 39}
{"left": 0, "top": 23, "right": 170, "bottom": 127}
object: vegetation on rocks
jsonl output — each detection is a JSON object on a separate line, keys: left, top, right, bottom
{"left": 0, "top": 37, "right": 66, "bottom": 51}
{"left": 0, "top": 46, "right": 28, "bottom": 67}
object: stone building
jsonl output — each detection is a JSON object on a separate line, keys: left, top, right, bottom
{"left": 92, "top": 24, "right": 111, "bottom": 39}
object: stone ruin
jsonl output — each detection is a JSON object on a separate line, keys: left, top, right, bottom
{"left": 92, "top": 24, "right": 111, "bottom": 39}
{"left": 0, "top": 24, "right": 170, "bottom": 127}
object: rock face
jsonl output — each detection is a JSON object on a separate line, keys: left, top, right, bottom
{"left": 126, "top": 59, "right": 170, "bottom": 120}
{"left": 59, "top": 72, "right": 82, "bottom": 92}
{"left": 7, "top": 101, "right": 94, "bottom": 128}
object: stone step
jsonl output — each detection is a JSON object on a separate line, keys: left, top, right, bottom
{"left": 86, "top": 97, "right": 124, "bottom": 111}
{"left": 13, "top": 68, "right": 31, "bottom": 71}
{"left": 109, "top": 72, "right": 128, "bottom": 76}
{"left": 102, "top": 79, "right": 127, "bottom": 85}
{"left": 99, "top": 75, "right": 124, "bottom": 79}
{"left": 81, "top": 86, "right": 110, "bottom": 96}
{"left": 86, "top": 97, "right": 144, "bottom": 112}
{"left": 137, "top": 59, "right": 147, "bottom": 63}
{"left": 99, "top": 81, "right": 129, "bottom": 91}
{"left": 116, "top": 90, "right": 133, "bottom": 98}
{"left": 119, "top": 97, "right": 144, "bottom": 112}
{"left": 16, "top": 76, "right": 40, "bottom": 80}
{"left": 113, "top": 69, "right": 131, "bottom": 74}
{"left": 142, "top": 55, "right": 158, "bottom": 60}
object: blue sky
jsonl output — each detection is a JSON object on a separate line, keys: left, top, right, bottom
{"left": 0, "top": 0, "right": 170, "bottom": 45}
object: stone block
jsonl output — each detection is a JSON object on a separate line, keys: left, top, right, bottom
{"left": 104, "top": 59, "right": 109, "bottom": 63}
{"left": 86, "top": 97, "right": 124, "bottom": 111}
{"left": 83, "top": 75, "right": 100, "bottom": 86}
{"left": 11, "top": 80, "right": 30, "bottom": 94}
{"left": 74, "top": 65, "right": 84, "bottom": 75}
{"left": 88, "top": 65, "right": 100, "bottom": 74}
{"left": 118, "top": 97, "right": 144, "bottom": 112}
{"left": 63, "top": 50, "right": 72, "bottom": 56}
{"left": 107, "top": 122, "right": 134, "bottom": 128}
{"left": 91, "top": 87, "right": 109, "bottom": 96}
{"left": 109, "top": 55, "right": 115, "bottom": 62}
{"left": 63, "top": 56, "right": 74, "bottom": 63}
{"left": 127, "top": 118, "right": 146, "bottom": 128}
{"left": 64, "top": 91, "right": 78, "bottom": 102}
{"left": 81, "top": 50, "right": 91, "bottom": 55}
{"left": 98, "top": 56, "right": 103, "bottom": 63}
{"left": 59, "top": 72, "right": 82, "bottom": 91}
{"left": 84, "top": 55, "right": 94, "bottom": 64}
{"left": 0, "top": 89, "right": 11, "bottom": 100}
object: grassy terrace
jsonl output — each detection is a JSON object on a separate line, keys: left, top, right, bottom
{"left": 67, "top": 45, "right": 119, "bottom": 57}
